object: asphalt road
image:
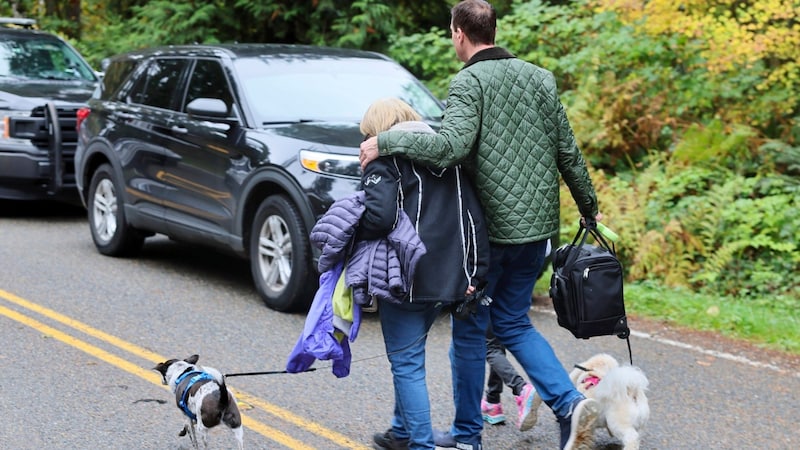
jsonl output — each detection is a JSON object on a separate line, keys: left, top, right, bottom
{"left": 1, "top": 200, "right": 798, "bottom": 449}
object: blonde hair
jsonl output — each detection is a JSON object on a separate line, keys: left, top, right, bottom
{"left": 360, "top": 98, "right": 421, "bottom": 137}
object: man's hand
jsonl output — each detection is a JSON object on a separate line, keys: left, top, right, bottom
{"left": 580, "top": 212, "right": 604, "bottom": 228}
{"left": 359, "top": 136, "right": 379, "bottom": 170}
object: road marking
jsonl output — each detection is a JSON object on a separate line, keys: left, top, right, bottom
{"left": 0, "top": 289, "right": 370, "bottom": 449}
{"left": 629, "top": 330, "right": 796, "bottom": 377}
{"left": 532, "top": 305, "right": 799, "bottom": 379}
{"left": 0, "top": 303, "right": 312, "bottom": 450}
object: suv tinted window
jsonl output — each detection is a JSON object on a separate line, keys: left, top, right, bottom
{"left": 234, "top": 57, "right": 443, "bottom": 124}
{"left": 126, "top": 58, "right": 188, "bottom": 110}
{"left": 100, "top": 58, "right": 138, "bottom": 100}
{"left": 184, "top": 59, "right": 234, "bottom": 112}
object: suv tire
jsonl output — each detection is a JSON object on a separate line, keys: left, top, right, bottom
{"left": 250, "top": 195, "right": 314, "bottom": 312}
{"left": 88, "top": 164, "right": 145, "bottom": 256}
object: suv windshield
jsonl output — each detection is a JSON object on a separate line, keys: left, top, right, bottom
{"left": 235, "top": 56, "right": 443, "bottom": 125}
{"left": 0, "top": 34, "right": 96, "bottom": 81}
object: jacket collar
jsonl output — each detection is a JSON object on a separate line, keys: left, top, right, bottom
{"left": 462, "top": 46, "right": 516, "bottom": 69}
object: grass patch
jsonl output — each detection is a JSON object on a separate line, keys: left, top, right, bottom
{"left": 625, "top": 282, "right": 800, "bottom": 354}
{"left": 534, "top": 273, "right": 800, "bottom": 355}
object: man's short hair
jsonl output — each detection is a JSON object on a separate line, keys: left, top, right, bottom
{"left": 451, "top": 0, "right": 496, "bottom": 45}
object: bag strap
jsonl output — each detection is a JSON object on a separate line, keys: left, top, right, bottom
{"left": 586, "top": 222, "right": 615, "bottom": 255}
{"left": 562, "top": 225, "right": 591, "bottom": 272}
{"left": 562, "top": 221, "right": 616, "bottom": 271}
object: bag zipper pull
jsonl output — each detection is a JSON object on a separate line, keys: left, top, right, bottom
{"left": 583, "top": 267, "right": 590, "bottom": 279}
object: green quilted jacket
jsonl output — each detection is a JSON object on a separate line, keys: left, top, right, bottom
{"left": 378, "top": 47, "right": 597, "bottom": 244}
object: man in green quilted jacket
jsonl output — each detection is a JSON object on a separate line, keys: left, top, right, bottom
{"left": 360, "top": 1, "right": 601, "bottom": 449}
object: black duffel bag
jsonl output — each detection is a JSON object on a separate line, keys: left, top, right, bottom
{"left": 549, "top": 222, "right": 629, "bottom": 340}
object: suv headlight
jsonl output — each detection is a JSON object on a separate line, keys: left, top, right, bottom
{"left": 1, "top": 110, "right": 34, "bottom": 142}
{"left": 299, "top": 150, "right": 361, "bottom": 179}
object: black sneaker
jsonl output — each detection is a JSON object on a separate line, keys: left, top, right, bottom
{"left": 372, "top": 429, "right": 409, "bottom": 450}
{"left": 557, "top": 397, "right": 599, "bottom": 450}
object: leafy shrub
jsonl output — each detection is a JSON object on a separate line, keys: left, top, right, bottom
{"left": 388, "top": 29, "right": 457, "bottom": 100}
{"left": 569, "top": 123, "right": 800, "bottom": 300}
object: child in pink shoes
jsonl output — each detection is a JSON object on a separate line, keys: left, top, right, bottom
{"left": 483, "top": 327, "right": 542, "bottom": 430}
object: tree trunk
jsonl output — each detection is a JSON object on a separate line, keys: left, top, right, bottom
{"left": 67, "top": 0, "right": 81, "bottom": 39}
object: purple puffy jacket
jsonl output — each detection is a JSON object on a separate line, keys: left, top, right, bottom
{"left": 310, "top": 191, "right": 427, "bottom": 306}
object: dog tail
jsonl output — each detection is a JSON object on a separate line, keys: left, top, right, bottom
{"left": 218, "top": 377, "right": 243, "bottom": 430}
{"left": 219, "top": 376, "right": 231, "bottom": 412}
{"left": 595, "top": 366, "right": 649, "bottom": 403}
{"left": 203, "top": 366, "right": 233, "bottom": 415}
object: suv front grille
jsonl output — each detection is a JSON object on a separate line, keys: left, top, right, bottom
{"left": 29, "top": 104, "right": 81, "bottom": 184}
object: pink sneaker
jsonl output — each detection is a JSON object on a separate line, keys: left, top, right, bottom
{"left": 481, "top": 398, "right": 506, "bottom": 425}
{"left": 515, "top": 384, "right": 541, "bottom": 431}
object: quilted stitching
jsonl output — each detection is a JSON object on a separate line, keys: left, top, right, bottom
{"left": 383, "top": 55, "right": 597, "bottom": 243}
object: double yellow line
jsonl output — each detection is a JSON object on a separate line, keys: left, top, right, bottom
{"left": 0, "top": 289, "right": 369, "bottom": 450}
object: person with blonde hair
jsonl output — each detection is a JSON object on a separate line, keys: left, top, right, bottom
{"left": 358, "top": 98, "right": 491, "bottom": 450}
{"left": 360, "top": 97, "right": 420, "bottom": 138}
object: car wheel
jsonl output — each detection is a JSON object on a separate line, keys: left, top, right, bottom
{"left": 87, "top": 163, "right": 144, "bottom": 256}
{"left": 249, "top": 195, "right": 314, "bottom": 312}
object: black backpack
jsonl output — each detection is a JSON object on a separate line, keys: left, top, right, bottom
{"left": 549, "top": 223, "right": 630, "bottom": 341}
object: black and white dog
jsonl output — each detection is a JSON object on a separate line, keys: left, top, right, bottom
{"left": 153, "top": 354, "right": 244, "bottom": 449}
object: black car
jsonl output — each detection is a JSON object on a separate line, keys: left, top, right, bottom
{"left": 74, "top": 44, "right": 444, "bottom": 312}
{"left": 0, "top": 18, "right": 99, "bottom": 203}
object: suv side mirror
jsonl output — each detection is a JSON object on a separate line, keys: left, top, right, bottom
{"left": 186, "top": 98, "right": 231, "bottom": 120}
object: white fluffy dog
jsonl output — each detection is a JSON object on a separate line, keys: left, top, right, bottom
{"left": 569, "top": 353, "right": 650, "bottom": 450}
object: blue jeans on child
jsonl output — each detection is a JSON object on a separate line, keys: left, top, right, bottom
{"left": 380, "top": 299, "right": 443, "bottom": 450}
{"left": 449, "top": 240, "right": 585, "bottom": 444}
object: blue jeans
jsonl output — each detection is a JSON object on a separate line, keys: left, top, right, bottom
{"left": 449, "top": 298, "right": 489, "bottom": 445}
{"left": 380, "top": 299, "right": 442, "bottom": 450}
{"left": 450, "top": 240, "right": 583, "bottom": 441}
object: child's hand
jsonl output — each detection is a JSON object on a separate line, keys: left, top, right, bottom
{"left": 465, "top": 285, "right": 475, "bottom": 296}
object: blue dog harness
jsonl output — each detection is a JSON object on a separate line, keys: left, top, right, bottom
{"left": 174, "top": 370, "right": 216, "bottom": 421}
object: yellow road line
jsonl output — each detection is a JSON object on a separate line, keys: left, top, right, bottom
{"left": 0, "top": 289, "right": 369, "bottom": 450}
{"left": 0, "top": 303, "right": 312, "bottom": 449}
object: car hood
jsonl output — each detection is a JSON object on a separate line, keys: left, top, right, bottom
{"left": 0, "top": 80, "right": 96, "bottom": 109}
{"left": 263, "top": 121, "right": 364, "bottom": 154}
{"left": 261, "top": 120, "right": 440, "bottom": 154}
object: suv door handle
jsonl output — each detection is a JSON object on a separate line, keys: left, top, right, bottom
{"left": 113, "top": 112, "right": 136, "bottom": 121}
{"left": 171, "top": 126, "right": 188, "bottom": 134}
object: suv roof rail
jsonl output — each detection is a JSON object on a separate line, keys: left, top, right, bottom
{"left": 0, "top": 18, "right": 37, "bottom": 29}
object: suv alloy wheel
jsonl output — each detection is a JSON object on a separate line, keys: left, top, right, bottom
{"left": 87, "top": 164, "right": 144, "bottom": 256}
{"left": 250, "top": 195, "right": 314, "bottom": 311}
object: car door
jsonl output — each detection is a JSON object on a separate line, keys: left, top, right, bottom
{"left": 110, "top": 57, "right": 191, "bottom": 221}
{"left": 161, "top": 57, "right": 248, "bottom": 245}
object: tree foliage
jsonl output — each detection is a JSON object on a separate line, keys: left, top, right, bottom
{"left": 1, "top": 0, "right": 457, "bottom": 67}
{"left": 592, "top": 0, "right": 800, "bottom": 142}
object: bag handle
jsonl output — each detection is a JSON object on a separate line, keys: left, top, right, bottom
{"left": 562, "top": 224, "right": 590, "bottom": 272}
{"left": 562, "top": 221, "right": 615, "bottom": 272}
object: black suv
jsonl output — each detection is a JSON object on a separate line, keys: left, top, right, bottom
{"left": 0, "top": 18, "right": 99, "bottom": 203}
{"left": 75, "top": 44, "right": 444, "bottom": 312}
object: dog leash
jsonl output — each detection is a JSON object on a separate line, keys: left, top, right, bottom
{"left": 223, "top": 329, "right": 432, "bottom": 379}
{"left": 622, "top": 337, "right": 633, "bottom": 365}
{"left": 225, "top": 368, "right": 316, "bottom": 378}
